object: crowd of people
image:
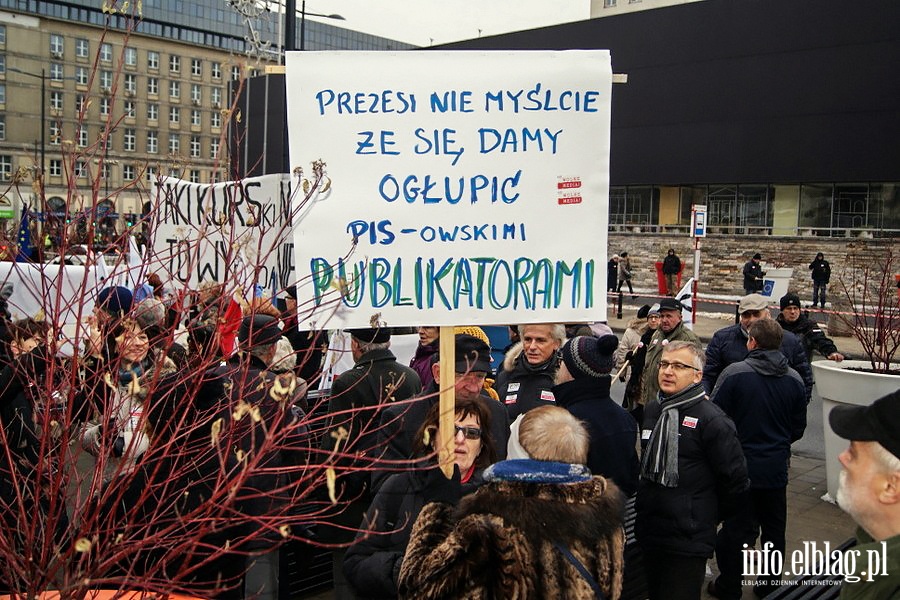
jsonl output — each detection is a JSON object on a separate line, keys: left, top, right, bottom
{"left": 0, "top": 261, "right": 896, "bottom": 600}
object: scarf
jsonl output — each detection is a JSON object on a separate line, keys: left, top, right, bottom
{"left": 640, "top": 382, "right": 706, "bottom": 488}
{"left": 484, "top": 458, "right": 592, "bottom": 484}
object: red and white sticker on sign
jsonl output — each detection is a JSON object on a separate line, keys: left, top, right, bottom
{"left": 557, "top": 176, "right": 583, "bottom": 205}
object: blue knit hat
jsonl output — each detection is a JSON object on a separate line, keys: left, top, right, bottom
{"left": 97, "top": 286, "right": 133, "bottom": 316}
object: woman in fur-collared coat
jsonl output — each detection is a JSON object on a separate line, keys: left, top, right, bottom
{"left": 398, "top": 406, "right": 626, "bottom": 600}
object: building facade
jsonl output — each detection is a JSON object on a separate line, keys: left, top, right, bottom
{"left": 0, "top": 0, "right": 412, "bottom": 248}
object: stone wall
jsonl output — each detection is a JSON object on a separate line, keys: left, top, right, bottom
{"left": 608, "top": 233, "right": 900, "bottom": 299}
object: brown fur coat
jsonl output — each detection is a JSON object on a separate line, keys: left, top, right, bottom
{"left": 398, "top": 475, "right": 625, "bottom": 599}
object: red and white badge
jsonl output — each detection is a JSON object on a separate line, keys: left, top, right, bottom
{"left": 540, "top": 390, "right": 556, "bottom": 403}
{"left": 505, "top": 394, "right": 518, "bottom": 405}
{"left": 681, "top": 416, "right": 699, "bottom": 429}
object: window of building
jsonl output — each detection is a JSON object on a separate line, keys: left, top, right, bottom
{"left": 77, "top": 126, "right": 88, "bottom": 147}
{"left": 0, "top": 156, "right": 12, "bottom": 181}
{"left": 0, "top": 83, "right": 5, "bottom": 104}
{"left": 211, "top": 111, "right": 221, "bottom": 129}
{"left": 190, "top": 109, "right": 201, "bottom": 126}
{"left": 50, "top": 34, "right": 64, "bottom": 57}
{"left": 231, "top": 65, "right": 241, "bottom": 81}
{"left": 74, "top": 160, "right": 86, "bottom": 178}
{"left": 0, "top": 115, "right": 4, "bottom": 140}
{"left": 190, "top": 135, "right": 200, "bottom": 158}
{"left": 189, "top": 169, "right": 200, "bottom": 183}
{"left": 0, "top": 25, "right": 6, "bottom": 45}
{"left": 100, "top": 162, "right": 113, "bottom": 180}
{"left": 124, "top": 100, "right": 135, "bottom": 117}
{"left": 169, "top": 80, "right": 180, "bottom": 99}
{"left": 169, "top": 54, "right": 180, "bottom": 74}
{"left": 211, "top": 87, "right": 222, "bottom": 107}
{"left": 147, "top": 130, "right": 158, "bottom": 154}
{"left": 100, "top": 70, "right": 113, "bottom": 90}
{"left": 210, "top": 138, "right": 219, "bottom": 159}
{"left": 168, "top": 167, "right": 181, "bottom": 178}
{"left": 169, "top": 106, "right": 180, "bottom": 124}
{"left": 123, "top": 164, "right": 135, "bottom": 181}
{"left": 609, "top": 186, "right": 657, "bottom": 228}
{"left": 76, "top": 66, "right": 88, "bottom": 86}
{"left": 124, "top": 128, "right": 135, "bottom": 151}
{"left": 124, "top": 73, "right": 136, "bottom": 93}
{"left": 50, "top": 122, "right": 60, "bottom": 144}
{"left": 75, "top": 94, "right": 85, "bottom": 112}
{"left": 168, "top": 133, "right": 180, "bottom": 154}
{"left": 75, "top": 38, "right": 89, "bottom": 58}
{"left": 604, "top": 0, "right": 616, "bottom": 7}
{"left": 50, "top": 91, "right": 63, "bottom": 110}
{"left": 100, "top": 97, "right": 111, "bottom": 116}
{"left": 146, "top": 165, "right": 157, "bottom": 181}
{"left": 147, "top": 103, "right": 159, "bottom": 121}
{"left": 124, "top": 46, "right": 137, "bottom": 66}
{"left": 211, "top": 61, "right": 222, "bottom": 79}
{"left": 0, "top": 55, "right": 6, "bottom": 75}
{"left": 191, "top": 58, "right": 202, "bottom": 77}
{"left": 148, "top": 77, "right": 159, "bottom": 96}
{"left": 148, "top": 50, "right": 159, "bottom": 70}
{"left": 100, "top": 42, "right": 112, "bottom": 62}
{"left": 49, "top": 159, "right": 62, "bottom": 177}
{"left": 190, "top": 84, "right": 201, "bottom": 104}
{"left": 50, "top": 63, "right": 64, "bottom": 81}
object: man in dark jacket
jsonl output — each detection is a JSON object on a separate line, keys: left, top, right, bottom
{"left": 320, "top": 326, "right": 421, "bottom": 599}
{"left": 662, "top": 248, "right": 681, "bottom": 296}
{"left": 708, "top": 319, "right": 807, "bottom": 599}
{"left": 640, "top": 297, "right": 701, "bottom": 409}
{"left": 636, "top": 341, "right": 749, "bottom": 600}
{"left": 742, "top": 253, "right": 766, "bottom": 294}
{"left": 495, "top": 323, "right": 566, "bottom": 421}
{"left": 703, "top": 293, "right": 814, "bottom": 402}
{"left": 372, "top": 333, "right": 509, "bottom": 495}
{"left": 808, "top": 252, "right": 831, "bottom": 308}
{"left": 776, "top": 292, "right": 844, "bottom": 363}
{"left": 554, "top": 334, "right": 639, "bottom": 496}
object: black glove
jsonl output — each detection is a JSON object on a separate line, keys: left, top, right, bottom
{"left": 422, "top": 464, "right": 462, "bottom": 506}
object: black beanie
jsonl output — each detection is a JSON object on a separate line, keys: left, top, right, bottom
{"left": 561, "top": 334, "right": 618, "bottom": 379}
{"left": 780, "top": 292, "right": 802, "bottom": 311}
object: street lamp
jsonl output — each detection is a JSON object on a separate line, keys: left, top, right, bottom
{"left": 283, "top": 0, "right": 344, "bottom": 54}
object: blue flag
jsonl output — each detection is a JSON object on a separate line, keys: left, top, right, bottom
{"left": 16, "top": 206, "right": 33, "bottom": 262}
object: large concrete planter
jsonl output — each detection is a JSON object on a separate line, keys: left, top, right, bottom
{"left": 760, "top": 267, "right": 794, "bottom": 302}
{"left": 812, "top": 360, "right": 900, "bottom": 500}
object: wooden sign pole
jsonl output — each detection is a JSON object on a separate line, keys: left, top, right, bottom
{"left": 437, "top": 326, "right": 456, "bottom": 478}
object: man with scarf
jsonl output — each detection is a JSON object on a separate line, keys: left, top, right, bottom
{"left": 640, "top": 297, "right": 701, "bottom": 411}
{"left": 636, "top": 341, "right": 749, "bottom": 600}
{"left": 708, "top": 318, "right": 806, "bottom": 599}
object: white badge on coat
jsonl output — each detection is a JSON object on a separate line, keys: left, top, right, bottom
{"left": 540, "top": 390, "right": 556, "bottom": 403}
{"left": 507, "top": 382, "right": 521, "bottom": 392}
{"left": 681, "top": 416, "right": 699, "bottom": 429}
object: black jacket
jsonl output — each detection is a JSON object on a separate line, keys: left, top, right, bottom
{"left": 710, "top": 349, "right": 807, "bottom": 489}
{"left": 495, "top": 345, "right": 559, "bottom": 421}
{"left": 808, "top": 258, "right": 831, "bottom": 283}
{"left": 662, "top": 253, "right": 681, "bottom": 275}
{"left": 636, "top": 398, "right": 749, "bottom": 558}
{"left": 776, "top": 312, "right": 839, "bottom": 361}
{"left": 553, "top": 376, "right": 639, "bottom": 496}
{"left": 742, "top": 260, "right": 765, "bottom": 292}
{"left": 703, "top": 323, "right": 814, "bottom": 402}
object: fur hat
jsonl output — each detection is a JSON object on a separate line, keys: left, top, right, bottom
{"left": 348, "top": 327, "right": 391, "bottom": 344}
{"left": 561, "top": 334, "right": 618, "bottom": 379}
{"left": 97, "top": 286, "right": 133, "bottom": 316}
{"left": 780, "top": 292, "right": 802, "bottom": 311}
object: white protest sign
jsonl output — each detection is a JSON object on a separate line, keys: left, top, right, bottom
{"left": 286, "top": 50, "right": 612, "bottom": 329}
{"left": 149, "top": 174, "right": 296, "bottom": 295}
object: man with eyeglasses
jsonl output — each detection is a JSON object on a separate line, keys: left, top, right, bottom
{"left": 707, "top": 318, "right": 807, "bottom": 600}
{"left": 703, "top": 293, "right": 813, "bottom": 402}
{"left": 372, "top": 333, "right": 510, "bottom": 495}
{"left": 640, "top": 297, "right": 701, "bottom": 412}
{"left": 637, "top": 340, "right": 749, "bottom": 600}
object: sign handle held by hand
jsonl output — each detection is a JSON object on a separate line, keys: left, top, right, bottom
{"left": 437, "top": 325, "right": 456, "bottom": 478}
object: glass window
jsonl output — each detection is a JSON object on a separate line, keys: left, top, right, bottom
{"left": 100, "top": 42, "right": 112, "bottom": 62}
{"left": 0, "top": 25, "right": 6, "bottom": 45}
{"left": 49, "top": 159, "right": 62, "bottom": 177}
{"left": 100, "top": 97, "right": 111, "bottom": 116}
{"left": 50, "top": 91, "right": 63, "bottom": 110}
{"left": 50, "top": 63, "right": 64, "bottom": 81}
{"left": 211, "top": 111, "right": 221, "bottom": 129}
{"left": 834, "top": 183, "right": 878, "bottom": 230}
{"left": 169, "top": 80, "right": 180, "bottom": 98}
{"left": 0, "top": 55, "right": 5, "bottom": 75}
{"left": 148, "top": 77, "right": 158, "bottom": 95}
{"left": 124, "top": 73, "right": 136, "bottom": 93}
{"left": 146, "top": 165, "right": 157, "bottom": 181}
{"left": 210, "top": 138, "right": 219, "bottom": 159}
{"left": 101, "top": 162, "right": 113, "bottom": 180}
{"left": 76, "top": 66, "right": 88, "bottom": 86}
{"left": 147, "top": 103, "right": 159, "bottom": 121}
{"left": 190, "top": 135, "right": 200, "bottom": 157}
{"left": 50, "top": 34, "right": 64, "bottom": 56}
{"left": 191, "top": 58, "right": 202, "bottom": 76}
{"left": 0, "top": 156, "right": 11, "bottom": 181}
{"left": 50, "top": 122, "right": 61, "bottom": 144}
{"left": 168, "top": 167, "right": 181, "bottom": 178}
{"left": 123, "top": 164, "right": 135, "bottom": 181}
{"left": 77, "top": 126, "right": 88, "bottom": 147}
{"left": 211, "top": 87, "right": 222, "bottom": 106}
{"left": 75, "top": 38, "right": 89, "bottom": 58}
{"left": 169, "top": 54, "right": 180, "bottom": 73}
{"left": 124, "top": 128, "right": 135, "bottom": 151}
{"left": 191, "top": 84, "right": 201, "bottom": 103}
{"left": 124, "top": 46, "right": 137, "bottom": 66}
{"left": 190, "top": 109, "right": 201, "bottom": 126}
{"left": 148, "top": 50, "right": 159, "bottom": 70}
{"left": 147, "top": 130, "right": 158, "bottom": 154}
{"left": 74, "top": 160, "right": 86, "bottom": 178}
{"left": 231, "top": 65, "right": 240, "bottom": 81}
{"left": 169, "top": 106, "right": 180, "bottom": 123}
{"left": 190, "top": 169, "right": 200, "bottom": 183}
{"left": 124, "top": 100, "right": 135, "bottom": 117}
{"left": 872, "top": 183, "right": 900, "bottom": 231}
{"left": 609, "top": 186, "right": 657, "bottom": 227}
{"left": 0, "top": 115, "right": 4, "bottom": 140}
{"left": 799, "top": 184, "right": 835, "bottom": 232}
{"left": 100, "top": 70, "right": 113, "bottom": 90}
{"left": 211, "top": 61, "right": 222, "bottom": 79}
{"left": 736, "top": 185, "right": 773, "bottom": 230}
{"left": 0, "top": 83, "right": 5, "bottom": 104}
{"left": 168, "top": 133, "right": 180, "bottom": 154}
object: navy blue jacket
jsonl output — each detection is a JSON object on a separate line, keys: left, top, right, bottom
{"left": 553, "top": 376, "right": 640, "bottom": 497}
{"left": 703, "top": 322, "right": 813, "bottom": 402}
{"left": 710, "top": 349, "right": 807, "bottom": 489}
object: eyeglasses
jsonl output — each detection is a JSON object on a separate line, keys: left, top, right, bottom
{"left": 658, "top": 360, "right": 700, "bottom": 372}
{"left": 454, "top": 425, "right": 482, "bottom": 440}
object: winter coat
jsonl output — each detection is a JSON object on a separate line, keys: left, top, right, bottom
{"left": 640, "top": 321, "right": 701, "bottom": 407}
{"left": 344, "top": 466, "right": 485, "bottom": 599}
{"left": 742, "top": 260, "right": 765, "bottom": 292}
{"left": 371, "top": 385, "right": 509, "bottom": 495}
{"left": 710, "top": 349, "right": 807, "bottom": 489}
{"left": 398, "top": 467, "right": 626, "bottom": 600}
{"left": 636, "top": 398, "right": 749, "bottom": 558}
{"left": 614, "top": 318, "right": 647, "bottom": 379}
{"left": 776, "top": 312, "right": 839, "bottom": 362}
{"left": 617, "top": 257, "right": 633, "bottom": 282}
{"left": 553, "top": 377, "right": 640, "bottom": 496}
{"left": 662, "top": 254, "right": 681, "bottom": 275}
{"left": 495, "top": 342, "right": 559, "bottom": 421}
{"left": 702, "top": 322, "right": 814, "bottom": 401}
{"left": 809, "top": 258, "right": 831, "bottom": 284}
{"left": 408, "top": 340, "right": 439, "bottom": 389}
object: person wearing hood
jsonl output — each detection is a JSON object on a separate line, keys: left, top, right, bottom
{"left": 554, "top": 334, "right": 639, "bottom": 497}
{"left": 708, "top": 318, "right": 807, "bottom": 600}
{"left": 703, "top": 294, "right": 813, "bottom": 402}
{"left": 775, "top": 292, "right": 844, "bottom": 363}
{"left": 496, "top": 323, "right": 566, "bottom": 421}
{"left": 808, "top": 252, "right": 831, "bottom": 309}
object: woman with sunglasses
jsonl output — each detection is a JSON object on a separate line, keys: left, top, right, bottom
{"left": 344, "top": 395, "right": 497, "bottom": 599}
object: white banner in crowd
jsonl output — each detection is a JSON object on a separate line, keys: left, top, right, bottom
{"left": 285, "top": 50, "right": 613, "bottom": 330}
{"left": 0, "top": 261, "right": 100, "bottom": 323}
{"left": 149, "top": 174, "right": 297, "bottom": 295}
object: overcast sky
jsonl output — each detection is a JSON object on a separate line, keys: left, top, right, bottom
{"left": 301, "top": 0, "right": 590, "bottom": 48}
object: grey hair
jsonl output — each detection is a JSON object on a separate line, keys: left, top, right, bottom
{"left": 518, "top": 323, "right": 567, "bottom": 345}
{"left": 872, "top": 442, "right": 900, "bottom": 474}
{"left": 270, "top": 337, "right": 297, "bottom": 374}
{"left": 661, "top": 340, "right": 706, "bottom": 370}
{"left": 249, "top": 341, "right": 279, "bottom": 363}
{"left": 355, "top": 339, "right": 391, "bottom": 354}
